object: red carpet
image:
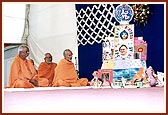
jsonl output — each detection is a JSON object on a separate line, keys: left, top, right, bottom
{"left": 2, "top": 86, "right": 165, "bottom": 113}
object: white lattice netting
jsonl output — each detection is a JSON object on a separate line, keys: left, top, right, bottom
{"left": 76, "top": 4, "right": 117, "bottom": 46}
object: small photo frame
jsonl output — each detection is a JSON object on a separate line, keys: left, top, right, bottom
{"left": 98, "top": 69, "right": 113, "bottom": 83}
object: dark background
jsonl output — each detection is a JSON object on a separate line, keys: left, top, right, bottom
{"left": 76, "top": 4, "right": 164, "bottom": 81}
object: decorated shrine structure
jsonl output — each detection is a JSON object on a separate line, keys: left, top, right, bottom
{"left": 98, "top": 4, "right": 149, "bottom": 88}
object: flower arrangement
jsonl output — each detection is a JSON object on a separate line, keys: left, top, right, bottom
{"left": 131, "top": 4, "right": 151, "bottom": 27}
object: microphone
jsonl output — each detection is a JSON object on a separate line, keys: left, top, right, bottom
{"left": 75, "top": 57, "right": 77, "bottom": 69}
{"left": 75, "top": 57, "right": 79, "bottom": 77}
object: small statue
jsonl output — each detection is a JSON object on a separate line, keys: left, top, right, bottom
{"left": 156, "top": 71, "right": 164, "bottom": 87}
{"left": 90, "top": 71, "right": 102, "bottom": 88}
{"left": 121, "top": 77, "right": 126, "bottom": 88}
{"left": 132, "top": 67, "right": 147, "bottom": 85}
{"left": 145, "top": 66, "right": 157, "bottom": 87}
{"left": 91, "top": 77, "right": 103, "bottom": 88}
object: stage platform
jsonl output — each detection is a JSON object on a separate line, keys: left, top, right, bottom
{"left": 2, "top": 86, "right": 165, "bottom": 113}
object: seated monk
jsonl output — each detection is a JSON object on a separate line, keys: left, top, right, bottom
{"left": 37, "top": 53, "right": 57, "bottom": 87}
{"left": 8, "top": 44, "right": 38, "bottom": 88}
{"left": 29, "top": 59, "right": 37, "bottom": 73}
{"left": 52, "top": 49, "right": 88, "bottom": 87}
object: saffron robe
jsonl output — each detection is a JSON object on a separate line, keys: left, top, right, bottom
{"left": 52, "top": 59, "right": 88, "bottom": 87}
{"left": 9, "top": 56, "right": 37, "bottom": 88}
{"left": 37, "top": 62, "right": 57, "bottom": 87}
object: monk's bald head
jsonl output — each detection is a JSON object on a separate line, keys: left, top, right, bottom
{"left": 45, "top": 53, "right": 52, "bottom": 57}
{"left": 63, "top": 49, "right": 73, "bottom": 56}
{"left": 63, "top": 49, "right": 73, "bottom": 62}
{"left": 18, "top": 44, "right": 29, "bottom": 53}
{"left": 44, "top": 53, "right": 52, "bottom": 64}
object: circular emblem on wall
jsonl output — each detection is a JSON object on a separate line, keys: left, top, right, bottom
{"left": 114, "top": 4, "right": 134, "bottom": 24}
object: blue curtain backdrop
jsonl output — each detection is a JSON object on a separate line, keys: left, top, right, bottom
{"left": 76, "top": 4, "right": 164, "bottom": 81}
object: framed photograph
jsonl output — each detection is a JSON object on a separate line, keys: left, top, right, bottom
{"left": 112, "top": 68, "right": 139, "bottom": 86}
{"left": 102, "top": 37, "right": 114, "bottom": 61}
{"left": 98, "top": 69, "right": 113, "bottom": 83}
{"left": 114, "top": 24, "right": 134, "bottom": 60}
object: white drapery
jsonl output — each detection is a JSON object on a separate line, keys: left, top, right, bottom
{"left": 2, "top": 3, "right": 26, "bottom": 43}
{"left": 3, "top": 3, "right": 79, "bottom": 86}
{"left": 26, "top": 3, "right": 78, "bottom": 68}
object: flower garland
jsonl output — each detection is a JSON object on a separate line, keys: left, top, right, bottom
{"left": 131, "top": 4, "right": 150, "bottom": 27}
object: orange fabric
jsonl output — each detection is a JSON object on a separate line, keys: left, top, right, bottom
{"left": 77, "top": 78, "right": 89, "bottom": 86}
{"left": 52, "top": 59, "right": 88, "bottom": 87}
{"left": 38, "top": 78, "right": 49, "bottom": 87}
{"left": 37, "top": 62, "right": 57, "bottom": 86}
{"left": 132, "top": 67, "right": 147, "bottom": 83}
{"left": 9, "top": 56, "right": 37, "bottom": 88}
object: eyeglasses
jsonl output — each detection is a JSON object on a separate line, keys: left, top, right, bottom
{"left": 21, "top": 51, "right": 29, "bottom": 54}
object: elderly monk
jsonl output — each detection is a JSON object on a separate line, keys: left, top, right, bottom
{"left": 8, "top": 45, "right": 38, "bottom": 88}
{"left": 52, "top": 49, "right": 88, "bottom": 87}
{"left": 37, "top": 53, "right": 57, "bottom": 87}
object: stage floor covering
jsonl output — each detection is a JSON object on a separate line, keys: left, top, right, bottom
{"left": 2, "top": 86, "right": 166, "bottom": 113}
